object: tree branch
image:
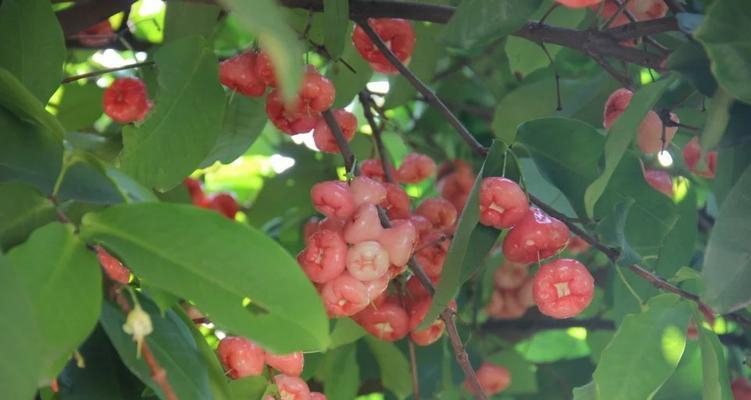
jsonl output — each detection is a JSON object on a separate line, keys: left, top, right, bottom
{"left": 57, "top": 0, "right": 137, "bottom": 37}
{"left": 322, "top": 109, "right": 357, "bottom": 174}
{"left": 61, "top": 61, "right": 154, "bottom": 84}
{"left": 359, "top": 92, "right": 396, "bottom": 183}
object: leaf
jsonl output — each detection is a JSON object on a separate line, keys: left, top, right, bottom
{"left": 217, "top": 0, "right": 303, "bottom": 101}
{"left": 322, "top": 343, "right": 360, "bottom": 400}
{"left": 654, "top": 189, "right": 697, "bottom": 278}
{"left": 58, "top": 152, "right": 126, "bottom": 205}
{"left": 322, "top": 0, "right": 350, "bottom": 60}
{"left": 365, "top": 337, "right": 411, "bottom": 400}
{"left": 697, "top": 323, "right": 733, "bottom": 400}
{"left": 7, "top": 223, "right": 102, "bottom": 381}
{"left": 121, "top": 36, "right": 226, "bottom": 191}
{"left": 487, "top": 350, "right": 537, "bottom": 394}
{"left": 666, "top": 41, "right": 717, "bottom": 97}
{"left": 695, "top": 0, "right": 751, "bottom": 105}
{"left": 699, "top": 87, "right": 733, "bottom": 154}
{"left": 0, "top": 182, "right": 56, "bottom": 251}
{"left": 595, "top": 199, "right": 642, "bottom": 267}
{"left": 701, "top": 164, "right": 751, "bottom": 313}
{"left": 164, "top": 0, "right": 222, "bottom": 43}
{"left": 328, "top": 40, "right": 373, "bottom": 108}
{"left": 573, "top": 381, "right": 598, "bottom": 400}
{"left": 442, "top": 0, "right": 542, "bottom": 51}
{"left": 0, "top": 68, "right": 65, "bottom": 139}
{"left": 384, "top": 23, "right": 443, "bottom": 109}
{"left": 201, "top": 95, "right": 268, "bottom": 167}
{"left": 54, "top": 83, "right": 104, "bottom": 131}
{"left": 584, "top": 77, "right": 674, "bottom": 217}
{"left": 0, "top": 0, "right": 65, "bottom": 102}
{"left": 100, "top": 294, "right": 212, "bottom": 400}
{"left": 593, "top": 294, "right": 692, "bottom": 400}
{"left": 80, "top": 203, "right": 329, "bottom": 352}
{"left": 228, "top": 376, "right": 268, "bottom": 400}
{"left": 328, "top": 318, "right": 366, "bottom": 349}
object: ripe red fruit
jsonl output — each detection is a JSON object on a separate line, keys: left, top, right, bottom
{"left": 272, "top": 374, "right": 310, "bottom": 400}
{"left": 207, "top": 193, "right": 240, "bottom": 219}
{"left": 352, "top": 18, "right": 416, "bottom": 74}
{"left": 310, "top": 393, "right": 327, "bottom": 400}
{"left": 644, "top": 170, "right": 673, "bottom": 197}
{"left": 407, "top": 297, "right": 448, "bottom": 346}
{"left": 378, "top": 219, "right": 417, "bottom": 267}
{"left": 437, "top": 161, "right": 475, "bottom": 213}
{"left": 683, "top": 136, "right": 717, "bottom": 179}
{"left": 350, "top": 176, "right": 387, "bottom": 207}
{"left": 321, "top": 272, "right": 369, "bottom": 317}
{"left": 479, "top": 177, "right": 529, "bottom": 229}
{"left": 216, "top": 336, "right": 265, "bottom": 379}
{"left": 603, "top": 88, "right": 678, "bottom": 154}
{"left": 556, "top": 0, "right": 602, "bottom": 8}
{"left": 344, "top": 204, "right": 384, "bottom": 244}
{"left": 265, "top": 352, "right": 304, "bottom": 377}
{"left": 502, "top": 207, "right": 570, "bottom": 264}
{"left": 486, "top": 289, "right": 527, "bottom": 319}
{"left": 363, "top": 273, "right": 390, "bottom": 303}
{"left": 95, "top": 245, "right": 131, "bottom": 284}
{"left": 591, "top": 1, "right": 668, "bottom": 29}
{"left": 464, "top": 363, "right": 511, "bottom": 396}
{"left": 494, "top": 260, "right": 529, "bottom": 290}
{"left": 566, "top": 236, "right": 591, "bottom": 255}
{"left": 298, "top": 229, "right": 347, "bottom": 283}
{"left": 414, "top": 231, "right": 450, "bottom": 278}
{"left": 346, "top": 240, "right": 390, "bottom": 281}
{"left": 103, "top": 77, "right": 152, "bottom": 124}
{"left": 219, "top": 52, "right": 267, "bottom": 97}
{"left": 408, "top": 214, "right": 432, "bottom": 240}
{"left": 255, "top": 51, "right": 276, "bottom": 87}
{"left": 533, "top": 259, "right": 594, "bottom": 319}
{"left": 184, "top": 178, "right": 204, "bottom": 201}
{"left": 265, "top": 68, "right": 335, "bottom": 135}
{"left": 313, "top": 109, "right": 358, "bottom": 153}
{"left": 78, "top": 20, "right": 114, "bottom": 47}
{"left": 354, "top": 300, "right": 410, "bottom": 341}
{"left": 311, "top": 181, "right": 356, "bottom": 219}
{"left": 732, "top": 377, "right": 751, "bottom": 400}
{"left": 380, "top": 182, "right": 411, "bottom": 219}
{"left": 396, "top": 153, "right": 437, "bottom": 184}
{"left": 603, "top": 88, "right": 633, "bottom": 129}
{"left": 361, "top": 159, "right": 396, "bottom": 182}
{"left": 416, "top": 197, "right": 457, "bottom": 231}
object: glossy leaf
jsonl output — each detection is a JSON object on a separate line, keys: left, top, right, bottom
{"left": 442, "top": 0, "right": 542, "bottom": 50}
{"left": 201, "top": 95, "right": 267, "bottom": 167}
{"left": 54, "top": 83, "right": 104, "bottom": 131}
{"left": 365, "top": 337, "right": 411, "bottom": 400}
{"left": 695, "top": 0, "right": 751, "bottom": 105}
{"left": 227, "top": 376, "right": 268, "bottom": 399}
{"left": 323, "top": 0, "right": 350, "bottom": 60}
{"left": 121, "top": 36, "right": 225, "bottom": 191}
{"left": 701, "top": 164, "right": 751, "bottom": 313}
{"left": 593, "top": 294, "right": 692, "bottom": 400}
{"left": 699, "top": 87, "right": 733, "bottom": 154}
{"left": 0, "top": 0, "right": 64, "bottom": 102}
{"left": 164, "top": 0, "right": 222, "bottom": 42}
{"left": 328, "top": 40, "right": 373, "bottom": 108}
{"left": 329, "top": 318, "right": 367, "bottom": 349}
{"left": 80, "top": 203, "right": 329, "bottom": 352}
{"left": 322, "top": 343, "right": 359, "bottom": 400}
{"left": 0, "top": 69, "right": 65, "bottom": 139}
{"left": 698, "top": 324, "right": 733, "bottom": 400}
{"left": 58, "top": 152, "right": 126, "bottom": 205}
{"left": 384, "top": 23, "right": 443, "bottom": 109}
{"left": 0, "top": 182, "right": 56, "bottom": 251}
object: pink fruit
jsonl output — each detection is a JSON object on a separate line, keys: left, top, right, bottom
{"left": 603, "top": 88, "right": 634, "bottom": 130}
{"left": 346, "top": 241, "right": 391, "bottom": 281}
{"left": 217, "top": 336, "right": 265, "bottom": 379}
{"left": 556, "top": 0, "right": 602, "bottom": 8}
{"left": 486, "top": 289, "right": 527, "bottom": 319}
{"left": 637, "top": 111, "right": 678, "bottom": 154}
{"left": 494, "top": 260, "right": 529, "bottom": 290}
{"left": 352, "top": 18, "right": 415, "bottom": 74}
{"left": 683, "top": 136, "right": 717, "bottom": 179}
{"left": 415, "top": 197, "right": 457, "bottom": 231}
{"left": 350, "top": 176, "right": 387, "bottom": 207}
{"left": 502, "top": 207, "right": 570, "bottom": 264}
{"left": 344, "top": 204, "right": 385, "bottom": 244}
{"left": 311, "top": 181, "right": 356, "bottom": 219}
{"left": 407, "top": 297, "right": 448, "bottom": 346}
{"left": 353, "top": 300, "right": 410, "bottom": 341}
{"left": 533, "top": 259, "right": 594, "bottom": 319}
{"left": 265, "top": 352, "right": 304, "bottom": 377}
{"left": 363, "top": 273, "right": 390, "bottom": 303}
{"left": 310, "top": 393, "right": 327, "bottom": 400}
{"left": 479, "top": 177, "right": 529, "bottom": 229}
{"left": 321, "top": 273, "right": 370, "bottom": 317}
{"left": 378, "top": 220, "right": 417, "bottom": 267}
{"left": 732, "top": 377, "right": 751, "bottom": 400}
{"left": 408, "top": 214, "right": 432, "bottom": 240}
{"left": 644, "top": 169, "right": 673, "bottom": 197}
{"left": 255, "top": 51, "right": 276, "bottom": 87}
{"left": 464, "top": 363, "right": 511, "bottom": 396}
{"left": 273, "top": 374, "right": 310, "bottom": 400}
{"left": 298, "top": 229, "right": 347, "bottom": 284}
{"left": 95, "top": 245, "right": 131, "bottom": 284}
{"left": 414, "top": 231, "right": 450, "bottom": 278}
{"left": 567, "top": 236, "right": 591, "bottom": 255}
{"left": 360, "top": 159, "right": 396, "bottom": 182}
{"left": 396, "top": 153, "right": 437, "bottom": 184}
{"left": 437, "top": 161, "right": 475, "bottom": 213}
{"left": 103, "top": 77, "right": 151, "bottom": 124}
{"left": 313, "top": 109, "right": 358, "bottom": 153}
{"left": 265, "top": 67, "right": 335, "bottom": 135}
{"left": 381, "top": 183, "right": 411, "bottom": 220}
{"left": 219, "top": 52, "right": 266, "bottom": 97}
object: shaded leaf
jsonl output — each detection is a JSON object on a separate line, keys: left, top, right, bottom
{"left": 323, "top": 0, "right": 350, "bottom": 60}
{"left": 201, "top": 95, "right": 267, "bottom": 167}
{"left": 329, "top": 318, "right": 366, "bottom": 350}
{"left": 0, "top": 182, "right": 57, "bottom": 251}
{"left": 322, "top": 343, "right": 360, "bottom": 400}
{"left": 442, "top": 0, "right": 542, "bottom": 50}
{"left": 384, "top": 22, "right": 443, "bottom": 109}
{"left": 54, "top": 83, "right": 104, "bottom": 131}
{"left": 698, "top": 323, "right": 733, "bottom": 400}
{"left": 328, "top": 40, "right": 373, "bottom": 108}
{"left": 164, "top": 0, "right": 222, "bottom": 43}
{"left": 365, "top": 337, "right": 411, "bottom": 400}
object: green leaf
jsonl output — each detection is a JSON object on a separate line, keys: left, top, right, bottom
{"left": 442, "top": 0, "right": 542, "bottom": 50}
{"left": 0, "top": 0, "right": 65, "bottom": 102}
{"left": 654, "top": 189, "right": 697, "bottom": 278}
{"left": 7, "top": 223, "right": 102, "bottom": 381}
{"left": 322, "top": 0, "right": 350, "bottom": 60}
{"left": 328, "top": 41, "right": 373, "bottom": 108}
{"left": 516, "top": 330, "right": 590, "bottom": 364}
{"left": 697, "top": 324, "right": 733, "bottom": 400}
{"left": 699, "top": 87, "right": 733, "bottom": 154}
{"left": 54, "top": 83, "right": 104, "bottom": 131}
{"left": 701, "top": 164, "right": 751, "bottom": 313}
{"left": 384, "top": 23, "right": 443, "bottom": 109}
{"left": 365, "top": 337, "right": 411, "bottom": 400}
{"left": 100, "top": 294, "right": 212, "bottom": 400}
{"left": 0, "top": 182, "right": 56, "bottom": 251}
{"left": 328, "top": 318, "right": 366, "bottom": 349}
{"left": 217, "top": 0, "right": 303, "bottom": 101}
{"left": 593, "top": 294, "right": 692, "bottom": 400}
{"left": 58, "top": 152, "right": 126, "bottom": 205}
{"left": 595, "top": 199, "right": 642, "bottom": 267}
{"left": 322, "top": 343, "right": 360, "bottom": 400}
{"left": 121, "top": 36, "right": 226, "bottom": 191}
{"left": 573, "top": 381, "right": 598, "bottom": 400}
{"left": 80, "top": 203, "right": 329, "bottom": 352}
{"left": 201, "top": 95, "right": 268, "bottom": 167}
{"left": 695, "top": 0, "right": 751, "bottom": 105}
{"left": 584, "top": 77, "right": 674, "bottom": 217}
{"left": 164, "top": 0, "right": 222, "bottom": 43}
{"left": 487, "top": 349, "right": 538, "bottom": 394}
{"left": 0, "top": 68, "right": 65, "bottom": 139}
{"left": 228, "top": 376, "right": 268, "bottom": 400}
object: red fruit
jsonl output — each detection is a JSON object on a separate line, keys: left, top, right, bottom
{"left": 265, "top": 68, "right": 335, "bottom": 135}
{"left": 217, "top": 336, "right": 265, "bottom": 379}
{"left": 273, "top": 374, "right": 310, "bottom": 400}
{"left": 351, "top": 176, "right": 387, "bottom": 207}
{"left": 265, "top": 352, "right": 304, "bottom": 377}
{"left": 303, "top": 217, "right": 321, "bottom": 243}
{"left": 103, "top": 77, "right": 152, "bottom": 123}
{"left": 51, "top": 379, "right": 59, "bottom": 393}
{"left": 378, "top": 219, "right": 417, "bottom": 267}
{"left": 313, "top": 109, "right": 358, "bottom": 153}
{"left": 603, "top": 88, "right": 634, "bottom": 130}
{"left": 486, "top": 289, "right": 527, "bottom": 319}
{"left": 311, "top": 181, "right": 357, "bottom": 219}
{"left": 363, "top": 273, "right": 390, "bottom": 303}
{"left": 354, "top": 300, "right": 410, "bottom": 341}
{"left": 344, "top": 204, "right": 385, "bottom": 244}
{"left": 408, "top": 214, "right": 432, "bottom": 240}
{"left": 346, "top": 241, "right": 390, "bottom": 281}
{"left": 533, "top": 259, "right": 594, "bottom": 319}
{"left": 502, "top": 207, "right": 570, "bottom": 264}
{"left": 310, "top": 393, "right": 327, "bottom": 400}
{"left": 494, "top": 260, "right": 529, "bottom": 290}
{"left": 464, "top": 363, "right": 511, "bottom": 396}
{"left": 404, "top": 274, "right": 439, "bottom": 303}
{"left": 219, "top": 52, "right": 267, "bottom": 97}
{"left": 298, "top": 229, "right": 347, "bottom": 284}
{"left": 732, "top": 377, "right": 751, "bottom": 400}
{"left": 414, "top": 231, "right": 450, "bottom": 278}
{"left": 644, "top": 170, "right": 673, "bottom": 197}
{"left": 381, "top": 183, "right": 411, "bottom": 219}
{"left": 321, "top": 272, "right": 369, "bottom": 317}
{"left": 184, "top": 178, "right": 204, "bottom": 201}
{"left": 479, "top": 177, "right": 529, "bottom": 229}
{"left": 407, "top": 297, "right": 446, "bottom": 346}
{"left": 637, "top": 111, "right": 678, "bottom": 154}
{"left": 683, "top": 136, "right": 717, "bottom": 179}
{"left": 437, "top": 162, "right": 475, "bottom": 213}
{"left": 567, "top": 236, "right": 591, "bottom": 255}
{"left": 255, "top": 51, "right": 276, "bottom": 87}
{"left": 78, "top": 20, "right": 114, "bottom": 47}
{"left": 592, "top": 1, "right": 668, "bottom": 27}
{"left": 397, "top": 153, "right": 437, "bottom": 184}
{"left": 95, "top": 245, "right": 131, "bottom": 284}
{"left": 556, "top": 0, "right": 602, "bottom": 8}
{"left": 208, "top": 193, "right": 240, "bottom": 219}
{"left": 415, "top": 198, "right": 457, "bottom": 231}
{"left": 352, "top": 18, "right": 415, "bottom": 74}
{"left": 361, "top": 159, "right": 396, "bottom": 182}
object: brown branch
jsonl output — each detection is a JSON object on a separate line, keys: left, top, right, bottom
{"left": 359, "top": 92, "right": 396, "bottom": 183}
{"left": 57, "top": 0, "right": 137, "bottom": 37}
{"left": 408, "top": 340, "right": 420, "bottom": 400}
{"left": 61, "top": 61, "right": 155, "bottom": 84}
{"left": 322, "top": 109, "right": 357, "bottom": 174}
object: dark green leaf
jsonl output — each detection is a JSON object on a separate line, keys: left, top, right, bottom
{"left": 487, "top": 349, "right": 537, "bottom": 394}
{"left": 55, "top": 83, "right": 104, "bottom": 131}
{"left": 441, "top": 0, "right": 542, "bottom": 50}
{"left": 100, "top": 295, "right": 212, "bottom": 400}
{"left": 329, "top": 318, "right": 366, "bottom": 349}
{"left": 202, "top": 95, "right": 268, "bottom": 167}
{"left": 384, "top": 22, "right": 443, "bottom": 109}
{"left": 0, "top": 182, "right": 56, "bottom": 251}
{"left": 666, "top": 41, "right": 717, "bottom": 97}
{"left": 699, "top": 87, "right": 733, "bottom": 154}
{"left": 121, "top": 36, "right": 226, "bottom": 191}
{"left": 164, "top": 0, "right": 222, "bottom": 43}
{"left": 698, "top": 323, "right": 733, "bottom": 400}
{"left": 595, "top": 199, "right": 642, "bottom": 267}
{"left": 0, "top": 0, "right": 64, "bottom": 102}
{"left": 516, "top": 330, "right": 590, "bottom": 364}
{"left": 701, "top": 164, "right": 751, "bottom": 313}
{"left": 228, "top": 376, "right": 268, "bottom": 400}
{"left": 572, "top": 381, "right": 597, "bottom": 400}
{"left": 695, "top": 0, "right": 751, "bottom": 105}
{"left": 593, "top": 294, "right": 692, "bottom": 400}
{"left": 654, "top": 189, "right": 697, "bottom": 278}
{"left": 58, "top": 152, "right": 126, "bottom": 204}
{"left": 0, "top": 68, "right": 65, "bottom": 139}
{"left": 322, "top": 0, "right": 350, "bottom": 60}
{"left": 365, "top": 337, "right": 411, "bottom": 400}
{"left": 80, "top": 203, "right": 329, "bottom": 352}
{"left": 322, "top": 343, "right": 359, "bottom": 400}
{"left": 328, "top": 41, "right": 373, "bottom": 108}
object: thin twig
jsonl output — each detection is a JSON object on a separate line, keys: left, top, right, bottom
{"left": 601, "top": 0, "right": 632, "bottom": 30}
{"left": 408, "top": 340, "right": 420, "bottom": 400}
{"left": 359, "top": 91, "right": 396, "bottom": 182}
{"left": 538, "top": 42, "right": 562, "bottom": 111}
{"left": 322, "top": 109, "right": 357, "bottom": 174}
{"left": 61, "top": 61, "right": 155, "bottom": 84}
